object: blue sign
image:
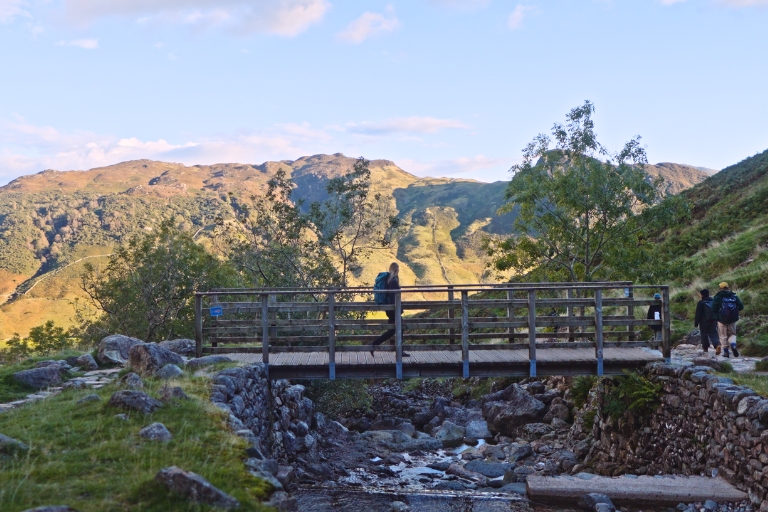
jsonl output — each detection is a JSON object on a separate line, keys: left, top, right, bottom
{"left": 210, "top": 305, "right": 223, "bottom": 317}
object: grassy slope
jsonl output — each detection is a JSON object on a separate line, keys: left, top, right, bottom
{"left": 0, "top": 363, "right": 271, "bottom": 512}
{"left": 659, "top": 148, "right": 768, "bottom": 354}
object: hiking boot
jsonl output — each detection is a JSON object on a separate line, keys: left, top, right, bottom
{"left": 715, "top": 345, "right": 722, "bottom": 356}
{"left": 369, "top": 346, "right": 375, "bottom": 357}
{"left": 724, "top": 352, "right": 730, "bottom": 358}
{"left": 402, "top": 352, "right": 411, "bottom": 357}
{"left": 732, "top": 344, "right": 740, "bottom": 358}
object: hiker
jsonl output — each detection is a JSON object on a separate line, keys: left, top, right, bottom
{"left": 712, "top": 282, "right": 744, "bottom": 358}
{"left": 370, "top": 262, "right": 409, "bottom": 357}
{"left": 647, "top": 293, "right": 662, "bottom": 341}
{"left": 694, "top": 289, "right": 720, "bottom": 354}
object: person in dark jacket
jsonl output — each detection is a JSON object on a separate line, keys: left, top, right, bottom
{"left": 647, "top": 293, "right": 662, "bottom": 341}
{"left": 712, "top": 282, "right": 744, "bottom": 358}
{"left": 370, "top": 262, "right": 409, "bottom": 356}
{"left": 694, "top": 289, "right": 720, "bottom": 354}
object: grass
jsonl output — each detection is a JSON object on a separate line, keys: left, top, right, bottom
{"left": 0, "top": 370, "right": 272, "bottom": 512}
{"left": 725, "top": 372, "right": 768, "bottom": 398}
{"left": 0, "top": 350, "right": 83, "bottom": 403}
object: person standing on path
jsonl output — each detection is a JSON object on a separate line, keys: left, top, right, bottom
{"left": 647, "top": 293, "right": 663, "bottom": 342}
{"left": 694, "top": 289, "right": 720, "bottom": 354}
{"left": 712, "top": 282, "right": 744, "bottom": 358}
{"left": 370, "top": 262, "right": 409, "bottom": 357}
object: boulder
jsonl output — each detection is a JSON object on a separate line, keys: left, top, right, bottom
{"left": 160, "top": 386, "right": 189, "bottom": 402}
{"left": 482, "top": 384, "right": 546, "bottom": 436}
{"left": 128, "top": 343, "right": 184, "bottom": 377}
{"left": 13, "top": 367, "right": 62, "bottom": 390}
{"left": 97, "top": 334, "right": 144, "bottom": 365}
{"left": 542, "top": 402, "right": 571, "bottom": 423}
{"left": 76, "top": 354, "right": 99, "bottom": 371}
{"left": 108, "top": 390, "right": 163, "bottom": 414}
{"left": 0, "top": 433, "right": 30, "bottom": 455}
{"left": 158, "top": 364, "right": 184, "bottom": 380}
{"left": 433, "top": 421, "right": 466, "bottom": 447}
{"left": 76, "top": 394, "right": 101, "bottom": 405}
{"left": 35, "top": 360, "right": 71, "bottom": 371}
{"left": 578, "top": 493, "right": 615, "bottom": 512}
{"left": 186, "top": 355, "right": 233, "bottom": 370}
{"left": 522, "top": 422, "right": 552, "bottom": 438}
{"left": 121, "top": 372, "right": 144, "bottom": 389}
{"left": 464, "top": 460, "right": 513, "bottom": 478}
{"left": 139, "top": 422, "right": 172, "bottom": 441}
{"left": 465, "top": 419, "right": 492, "bottom": 440}
{"left": 508, "top": 443, "right": 534, "bottom": 463}
{"left": 265, "top": 491, "right": 297, "bottom": 512}
{"left": 159, "top": 338, "right": 196, "bottom": 356}
{"left": 155, "top": 466, "right": 239, "bottom": 509}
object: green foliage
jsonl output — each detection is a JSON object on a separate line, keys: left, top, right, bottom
{"left": 79, "top": 223, "right": 241, "bottom": 343}
{"left": 0, "top": 374, "right": 271, "bottom": 511}
{"left": 754, "top": 359, "right": 768, "bottom": 372}
{"left": 571, "top": 375, "right": 597, "bottom": 408}
{"left": 0, "top": 321, "right": 75, "bottom": 363}
{"left": 488, "top": 101, "right": 688, "bottom": 282}
{"left": 603, "top": 371, "right": 662, "bottom": 420}
{"left": 583, "top": 409, "right": 596, "bottom": 431}
{"left": 302, "top": 380, "right": 372, "bottom": 419}
{"left": 719, "top": 361, "right": 734, "bottom": 373}
{"left": 728, "top": 372, "right": 768, "bottom": 398}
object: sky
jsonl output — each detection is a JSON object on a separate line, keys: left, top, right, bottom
{"left": 0, "top": 0, "right": 767, "bottom": 185}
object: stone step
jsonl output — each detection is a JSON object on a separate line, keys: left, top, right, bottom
{"left": 526, "top": 474, "right": 748, "bottom": 506}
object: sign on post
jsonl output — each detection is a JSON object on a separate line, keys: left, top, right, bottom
{"left": 209, "top": 305, "right": 223, "bottom": 317}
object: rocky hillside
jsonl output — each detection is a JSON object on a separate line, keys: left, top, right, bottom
{"left": 0, "top": 154, "right": 709, "bottom": 339}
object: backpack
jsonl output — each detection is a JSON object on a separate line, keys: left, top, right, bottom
{"left": 702, "top": 299, "right": 714, "bottom": 324}
{"left": 374, "top": 272, "right": 390, "bottom": 305}
{"left": 719, "top": 295, "right": 740, "bottom": 324}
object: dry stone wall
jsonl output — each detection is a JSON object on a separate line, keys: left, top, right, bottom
{"left": 579, "top": 363, "right": 768, "bottom": 509}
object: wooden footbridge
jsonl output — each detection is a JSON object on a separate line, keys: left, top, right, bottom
{"left": 194, "top": 282, "right": 670, "bottom": 380}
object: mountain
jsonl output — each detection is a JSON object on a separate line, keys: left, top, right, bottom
{"left": 0, "top": 154, "right": 708, "bottom": 340}
{"left": 644, "top": 163, "right": 713, "bottom": 196}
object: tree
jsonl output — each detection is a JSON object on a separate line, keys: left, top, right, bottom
{"left": 488, "top": 101, "right": 688, "bottom": 283}
{"left": 80, "top": 223, "right": 241, "bottom": 342}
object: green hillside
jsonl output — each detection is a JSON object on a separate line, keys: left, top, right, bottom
{"left": 658, "top": 148, "right": 768, "bottom": 353}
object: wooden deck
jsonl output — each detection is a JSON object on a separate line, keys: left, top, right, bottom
{"left": 220, "top": 346, "right": 663, "bottom": 379}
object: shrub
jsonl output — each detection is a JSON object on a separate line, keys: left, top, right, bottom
{"left": 603, "top": 371, "right": 661, "bottom": 420}
{"left": 755, "top": 359, "right": 768, "bottom": 372}
{"left": 571, "top": 375, "right": 597, "bottom": 409}
{"left": 302, "top": 380, "right": 372, "bottom": 419}
{"left": 0, "top": 321, "right": 74, "bottom": 363}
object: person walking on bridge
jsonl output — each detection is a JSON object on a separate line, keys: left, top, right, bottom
{"left": 694, "top": 289, "right": 720, "bottom": 355}
{"left": 647, "top": 293, "right": 663, "bottom": 342}
{"left": 712, "top": 282, "right": 744, "bottom": 358}
{"left": 370, "top": 262, "right": 409, "bottom": 357}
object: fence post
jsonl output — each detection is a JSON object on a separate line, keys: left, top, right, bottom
{"left": 328, "top": 292, "right": 336, "bottom": 381}
{"left": 595, "top": 288, "right": 604, "bottom": 376}
{"left": 395, "top": 292, "right": 403, "bottom": 379}
{"left": 461, "top": 290, "right": 469, "bottom": 379}
{"left": 627, "top": 285, "right": 635, "bottom": 342}
{"left": 448, "top": 285, "right": 456, "bottom": 344}
{"left": 211, "top": 293, "right": 218, "bottom": 348}
{"left": 507, "top": 289, "right": 514, "bottom": 343}
{"left": 194, "top": 294, "right": 203, "bottom": 358}
{"left": 661, "top": 286, "right": 671, "bottom": 363}
{"left": 528, "top": 289, "right": 537, "bottom": 377}
{"left": 261, "top": 293, "right": 270, "bottom": 379}
{"left": 567, "top": 288, "right": 575, "bottom": 342}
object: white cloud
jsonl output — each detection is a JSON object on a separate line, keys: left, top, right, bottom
{"left": 508, "top": 4, "right": 535, "bottom": 30}
{"left": 398, "top": 155, "right": 509, "bottom": 180}
{"left": 64, "top": 0, "right": 330, "bottom": 36}
{"left": 428, "top": 0, "right": 491, "bottom": 10}
{"left": 0, "top": 117, "right": 337, "bottom": 184}
{"left": 717, "top": 0, "right": 768, "bottom": 5}
{"left": 660, "top": 0, "right": 686, "bottom": 4}
{"left": 0, "top": 0, "right": 27, "bottom": 23}
{"left": 337, "top": 5, "right": 400, "bottom": 44}
{"left": 56, "top": 38, "right": 99, "bottom": 48}
{"left": 347, "top": 116, "right": 470, "bottom": 135}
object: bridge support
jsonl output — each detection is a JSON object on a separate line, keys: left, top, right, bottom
{"left": 328, "top": 293, "right": 336, "bottom": 380}
{"left": 528, "top": 289, "right": 537, "bottom": 377}
{"left": 395, "top": 293, "right": 403, "bottom": 379}
{"left": 595, "top": 289, "right": 604, "bottom": 377}
{"left": 461, "top": 290, "right": 469, "bottom": 379}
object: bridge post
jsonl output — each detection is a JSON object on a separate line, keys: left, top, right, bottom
{"left": 194, "top": 293, "right": 203, "bottom": 358}
{"left": 594, "top": 288, "right": 604, "bottom": 376}
{"left": 507, "top": 289, "right": 514, "bottom": 343}
{"left": 528, "top": 289, "right": 536, "bottom": 377}
{"left": 461, "top": 290, "right": 469, "bottom": 378}
{"left": 661, "top": 286, "right": 671, "bottom": 363}
{"left": 448, "top": 286, "right": 456, "bottom": 344}
{"left": 261, "top": 293, "right": 269, "bottom": 379}
{"left": 395, "top": 292, "right": 403, "bottom": 379}
{"left": 627, "top": 285, "right": 635, "bottom": 342}
{"left": 567, "top": 288, "right": 575, "bottom": 342}
{"left": 328, "top": 292, "right": 336, "bottom": 381}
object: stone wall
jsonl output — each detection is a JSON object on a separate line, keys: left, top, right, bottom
{"left": 578, "top": 363, "right": 768, "bottom": 509}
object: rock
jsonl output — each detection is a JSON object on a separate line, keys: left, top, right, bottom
{"left": 35, "top": 360, "right": 71, "bottom": 370}
{"left": 128, "top": 343, "right": 184, "bottom": 377}
{"left": 464, "top": 460, "right": 513, "bottom": 478}
{"left": 465, "top": 420, "right": 492, "bottom": 440}
{"left": 508, "top": 443, "right": 534, "bottom": 463}
{"left": 0, "top": 433, "right": 30, "bottom": 455}
{"left": 21, "top": 507, "right": 79, "bottom": 512}
{"left": 543, "top": 403, "right": 571, "bottom": 423}
{"left": 98, "top": 334, "right": 144, "bottom": 365}
{"left": 159, "top": 338, "right": 196, "bottom": 356}
{"left": 482, "top": 383, "right": 546, "bottom": 436}
{"left": 522, "top": 422, "right": 552, "bottom": 438}
{"left": 121, "top": 372, "right": 144, "bottom": 389}
{"left": 62, "top": 379, "right": 87, "bottom": 390}
{"left": 594, "top": 504, "right": 615, "bottom": 512}
{"left": 578, "top": 493, "right": 615, "bottom": 511}
{"left": 397, "top": 422, "right": 417, "bottom": 438}
{"left": 692, "top": 357, "right": 727, "bottom": 371}
{"left": 186, "top": 355, "right": 233, "bottom": 370}
{"left": 114, "top": 413, "right": 129, "bottom": 421}
{"left": 139, "top": 422, "right": 172, "bottom": 441}
{"left": 498, "top": 482, "right": 527, "bottom": 494}
{"left": 155, "top": 466, "right": 239, "bottom": 509}
{"left": 157, "top": 364, "right": 184, "bottom": 380}
{"left": 265, "top": 491, "right": 297, "bottom": 511}
{"left": 433, "top": 480, "right": 467, "bottom": 491}
{"left": 446, "top": 463, "right": 488, "bottom": 486}
{"left": 276, "top": 465, "right": 295, "bottom": 487}
{"left": 434, "top": 421, "right": 466, "bottom": 447}
{"left": 76, "top": 354, "right": 99, "bottom": 371}
{"left": 160, "top": 386, "right": 189, "bottom": 401}
{"left": 108, "top": 390, "right": 163, "bottom": 414}
{"left": 13, "top": 367, "right": 62, "bottom": 390}
{"left": 390, "top": 501, "right": 409, "bottom": 512}
{"left": 703, "top": 500, "right": 718, "bottom": 512}
{"left": 76, "top": 394, "right": 101, "bottom": 404}
{"left": 65, "top": 356, "right": 81, "bottom": 366}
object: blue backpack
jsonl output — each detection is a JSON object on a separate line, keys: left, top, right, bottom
{"left": 720, "top": 295, "right": 740, "bottom": 324}
{"left": 374, "top": 272, "right": 390, "bottom": 305}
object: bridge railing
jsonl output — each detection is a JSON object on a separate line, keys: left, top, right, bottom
{"left": 194, "top": 282, "right": 671, "bottom": 379}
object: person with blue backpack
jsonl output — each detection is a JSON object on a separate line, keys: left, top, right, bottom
{"left": 712, "top": 282, "right": 744, "bottom": 358}
{"left": 370, "top": 262, "right": 409, "bottom": 357}
{"left": 694, "top": 289, "right": 720, "bottom": 355}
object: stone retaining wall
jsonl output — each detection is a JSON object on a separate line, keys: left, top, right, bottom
{"left": 579, "top": 363, "right": 768, "bottom": 509}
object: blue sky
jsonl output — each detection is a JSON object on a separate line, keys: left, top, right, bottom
{"left": 1, "top": 0, "right": 767, "bottom": 184}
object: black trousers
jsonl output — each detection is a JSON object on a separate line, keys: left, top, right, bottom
{"left": 372, "top": 310, "right": 397, "bottom": 346}
{"left": 701, "top": 322, "right": 720, "bottom": 351}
